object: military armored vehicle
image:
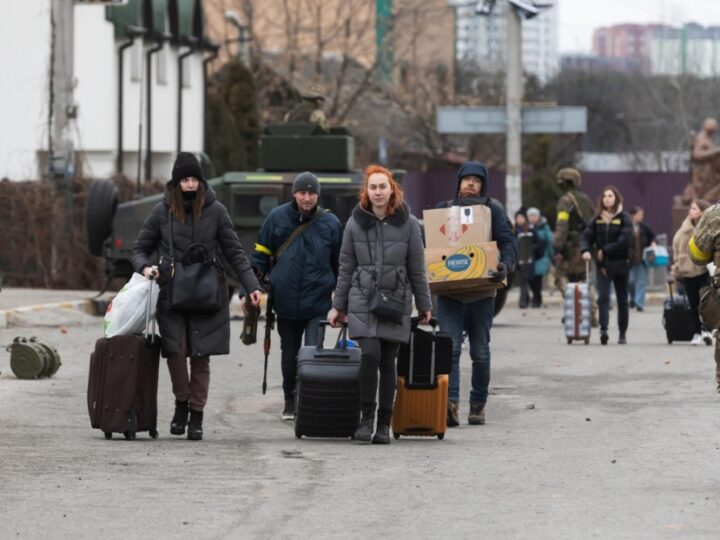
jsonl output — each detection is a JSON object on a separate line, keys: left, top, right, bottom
{"left": 85, "top": 124, "right": 508, "bottom": 315}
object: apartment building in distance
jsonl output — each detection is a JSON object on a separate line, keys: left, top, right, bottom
{"left": 453, "top": 0, "right": 560, "bottom": 83}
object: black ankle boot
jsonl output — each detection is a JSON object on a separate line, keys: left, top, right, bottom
{"left": 600, "top": 331, "right": 609, "bottom": 345}
{"left": 354, "top": 402, "right": 375, "bottom": 442}
{"left": 187, "top": 408, "right": 203, "bottom": 441}
{"left": 170, "top": 400, "right": 189, "bottom": 435}
{"left": 372, "top": 408, "right": 392, "bottom": 445}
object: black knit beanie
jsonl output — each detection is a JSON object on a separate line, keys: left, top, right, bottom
{"left": 292, "top": 171, "right": 320, "bottom": 195}
{"left": 171, "top": 152, "right": 205, "bottom": 185}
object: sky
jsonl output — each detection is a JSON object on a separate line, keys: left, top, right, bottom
{"left": 559, "top": 0, "right": 720, "bottom": 53}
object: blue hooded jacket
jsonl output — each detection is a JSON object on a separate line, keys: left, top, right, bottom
{"left": 436, "top": 161, "right": 517, "bottom": 271}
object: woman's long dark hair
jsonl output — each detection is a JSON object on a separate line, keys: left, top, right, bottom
{"left": 169, "top": 182, "right": 206, "bottom": 224}
{"left": 597, "top": 185, "right": 623, "bottom": 215}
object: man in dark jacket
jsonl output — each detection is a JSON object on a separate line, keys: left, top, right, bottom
{"left": 628, "top": 206, "right": 656, "bottom": 311}
{"left": 250, "top": 172, "right": 342, "bottom": 420}
{"left": 436, "top": 161, "right": 517, "bottom": 427}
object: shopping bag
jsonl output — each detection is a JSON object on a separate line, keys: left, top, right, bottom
{"left": 104, "top": 273, "right": 159, "bottom": 337}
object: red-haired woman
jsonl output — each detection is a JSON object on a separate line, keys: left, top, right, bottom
{"left": 580, "top": 185, "right": 634, "bottom": 345}
{"left": 328, "top": 165, "right": 432, "bottom": 444}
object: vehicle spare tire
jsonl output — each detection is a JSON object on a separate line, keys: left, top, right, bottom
{"left": 85, "top": 179, "right": 119, "bottom": 256}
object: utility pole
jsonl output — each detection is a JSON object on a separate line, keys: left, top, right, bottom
{"left": 50, "top": 0, "right": 75, "bottom": 189}
{"left": 505, "top": 6, "right": 523, "bottom": 218}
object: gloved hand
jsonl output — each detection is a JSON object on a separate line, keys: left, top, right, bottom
{"left": 489, "top": 262, "right": 508, "bottom": 283}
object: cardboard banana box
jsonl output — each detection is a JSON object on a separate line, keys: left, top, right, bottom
{"left": 425, "top": 241, "right": 505, "bottom": 294}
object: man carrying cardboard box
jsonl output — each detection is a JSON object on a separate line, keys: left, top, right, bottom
{"left": 436, "top": 161, "right": 517, "bottom": 427}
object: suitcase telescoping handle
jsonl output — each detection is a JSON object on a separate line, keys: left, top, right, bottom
{"left": 145, "top": 278, "right": 158, "bottom": 346}
{"left": 408, "top": 316, "right": 438, "bottom": 389}
{"left": 316, "top": 320, "right": 352, "bottom": 359}
{"left": 667, "top": 278, "right": 675, "bottom": 302}
{"left": 410, "top": 316, "right": 438, "bottom": 329}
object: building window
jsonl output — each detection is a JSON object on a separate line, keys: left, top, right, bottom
{"left": 182, "top": 56, "right": 191, "bottom": 88}
{"left": 157, "top": 46, "right": 167, "bottom": 85}
{"left": 130, "top": 40, "right": 142, "bottom": 82}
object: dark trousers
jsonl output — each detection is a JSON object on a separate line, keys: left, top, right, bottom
{"left": 166, "top": 323, "right": 210, "bottom": 411}
{"left": 529, "top": 275, "right": 543, "bottom": 307}
{"left": 277, "top": 316, "right": 322, "bottom": 401}
{"left": 356, "top": 338, "right": 400, "bottom": 410}
{"left": 682, "top": 273, "right": 710, "bottom": 334}
{"left": 596, "top": 270, "right": 629, "bottom": 334}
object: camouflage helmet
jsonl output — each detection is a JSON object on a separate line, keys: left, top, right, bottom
{"left": 556, "top": 167, "right": 582, "bottom": 187}
{"left": 302, "top": 84, "right": 325, "bottom": 101}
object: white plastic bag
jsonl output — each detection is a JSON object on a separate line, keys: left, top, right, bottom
{"left": 104, "top": 273, "right": 159, "bottom": 337}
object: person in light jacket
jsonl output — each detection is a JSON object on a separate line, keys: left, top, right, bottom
{"left": 672, "top": 199, "right": 712, "bottom": 346}
{"left": 328, "top": 165, "right": 432, "bottom": 445}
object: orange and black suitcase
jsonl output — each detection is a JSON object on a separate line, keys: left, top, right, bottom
{"left": 392, "top": 318, "right": 451, "bottom": 440}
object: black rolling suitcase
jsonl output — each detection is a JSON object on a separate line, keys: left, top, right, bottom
{"left": 294, "top": 322, "right": 361, "bottom": 439}
{"left": 87, "top": 281, "right": 161, "bottom": 440}
{"left": 663, "top": 281, "right": 695, "bottom": 344}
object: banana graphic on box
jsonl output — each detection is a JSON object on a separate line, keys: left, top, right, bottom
{"left": 427, "top": 244, "right": 488, "bottom": 281}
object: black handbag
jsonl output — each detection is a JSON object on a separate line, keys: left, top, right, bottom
{"left": 602, "top": 258, "right": 630, "bottom": 279}
{"left": 366, "top": 230, "right": 406, "bottom": 325}
{"left": 168, "top": 212, "right": 221, "bottom": 313}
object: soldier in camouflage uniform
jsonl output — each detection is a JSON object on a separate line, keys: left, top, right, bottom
{"left": 284, "top": 85, "right": 329, "bottom": 130}
{"left": 552, "top": 167, "right": 598, "bottom": 324}
{"left": 688, "top": 203, "right": 720, "bottom": 392}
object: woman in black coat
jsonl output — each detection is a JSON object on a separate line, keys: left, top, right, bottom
{"left": 580, "top": 185, "right": 633, "bottom": 346}
{"left": 132, "top": 153, "right": 261, "bottom": 440}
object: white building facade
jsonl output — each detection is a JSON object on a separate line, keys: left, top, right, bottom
{"left": 650, "top": 24, "right": 720, "bottom": 77}
{"left": 453, "top": 0, "right": 559, "bottom": 83}
{"left": 0, "top": 0, "right": 211, "bottom": 181}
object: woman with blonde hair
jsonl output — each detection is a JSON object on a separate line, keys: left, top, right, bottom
{"left": 672, "top": 199, "right": 712, "bottom": 345}
{"left": 328, "top": 165, "right": 432, "bottom": 444}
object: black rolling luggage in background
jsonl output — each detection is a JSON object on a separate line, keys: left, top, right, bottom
{"left": 294, "top": 322, "right": 361, "bottom": 439}
{"left": 87, "top": 281, "right": 161, "bottom": 440}
{"left": 663, "top": 281, "right": 695, "bottom": 344}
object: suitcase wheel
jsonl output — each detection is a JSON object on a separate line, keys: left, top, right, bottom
{"left": 104, "top": 432, "right": 112, "bottom": 440}
{"left": 295, "top": 430, "right": 302, "bottom": 440}
{"left": 123, "top": 431, "right": 136, "bottom": 441}
{"left": 584, "top": 338, "right": 590, "bottom": 345}
{"left": 149, "top": 429, "right": 159, "bottom": 439}
{"left": 437, "top": 433, "right": 444, "bottom": 440}
{"left": 668, "top": 340, "right": 673, "bottom": 344}
{"left": 566, "top": 337, "right": 572, "bottom": 345}
{"left": 393, "top": 433, "right": 400, "bottom": 440}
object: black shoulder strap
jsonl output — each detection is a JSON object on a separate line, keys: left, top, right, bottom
{"left": 274, "top": 208, "right": 328, "bottom": 261}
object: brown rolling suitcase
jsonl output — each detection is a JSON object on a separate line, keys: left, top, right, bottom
{"left": 87, "top": 280, "right": 161, "bottom": 440}
{"left": 392, "top": 318, "right": 449, "bottom": 440}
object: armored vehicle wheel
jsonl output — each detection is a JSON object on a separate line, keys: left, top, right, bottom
{"left": 85, "top": 179, "right": 119, "bottom": 256}
{"left": 437, "top": 433, "right": 444, "bottom": 440}
{"left": 149, "top": 429, "right": 159, "bottom": 439}
{"left": 104, "top": 432, "right": 112, "bottom": 440}
{"left": 124, "top": 431, "right": 136, "bottom": 441}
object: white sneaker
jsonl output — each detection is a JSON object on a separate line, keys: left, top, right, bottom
{"left": 690, "top": 334, "right": 703, "bottom": 346}
{"left": 702, "top": 331, "right": 713, "bottom": 345}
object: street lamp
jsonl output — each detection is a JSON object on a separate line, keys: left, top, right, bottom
{"left": 224, "top": 10, "right": 250, "bottom": 64}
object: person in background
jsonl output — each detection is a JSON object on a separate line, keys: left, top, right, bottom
{"left": 671, "top": 199, "right": 712, "bottom": 346}
{"left": 628, "top": 206, "right": 656, "bottom": 312}
{"left": 527, "top": 207, "right": 553, "bottom": 308}
{"left": 580, "top": 186, "right": 633, "bottom": 345}
{"left": 514, "top": 209, "right": 532, "bottom": 309}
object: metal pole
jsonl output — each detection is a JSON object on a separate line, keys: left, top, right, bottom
{"left": 505, "top": 5, "right": 523, "bottom": 218}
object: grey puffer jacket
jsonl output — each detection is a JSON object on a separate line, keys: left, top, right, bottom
{"left": 132, "top": 183, "right": 260, "bottom": 358}
{"left": 333, "top": 202, "right": 432, "bottom": 343}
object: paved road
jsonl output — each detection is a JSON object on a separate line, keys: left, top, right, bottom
{"left": 1, "top": 292, "right": 719, "bottom": 539}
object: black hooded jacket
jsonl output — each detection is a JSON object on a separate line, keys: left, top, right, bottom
{"left": 436, "top": 161, "right": 517, "bottom": 271}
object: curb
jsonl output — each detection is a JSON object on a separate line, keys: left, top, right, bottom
{"left": 0, "top": 299, "right": 96, "bottom": 329}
